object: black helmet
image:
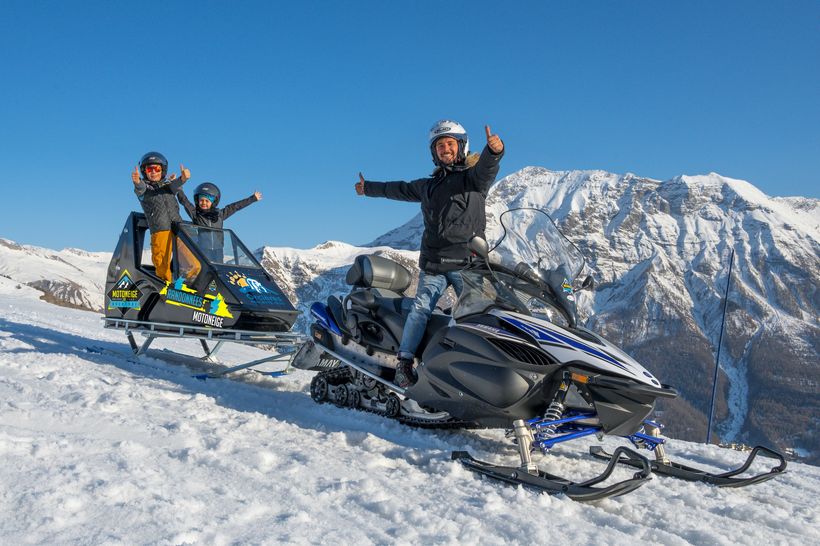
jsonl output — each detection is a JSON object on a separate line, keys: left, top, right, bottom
{"left": 193, "top": 182, "right": 221, "bottom": 207}
{"left": 139, "top": 151, "right": 169, "bottom": 181}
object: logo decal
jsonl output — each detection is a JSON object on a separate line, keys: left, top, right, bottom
{"left": 562, "top": 278, "right": 575, "bottom": 302}
{"left": 226, "top": 271, "right": 288, "bottom": 307}
{"left": 160, "top": 277, "right": 233, "bottom": 319}
{"left": 107, "top": 270, "right": 142, "bottom": 314}
{"left": 192, "top": 310, "right": 224, "bottom": 328}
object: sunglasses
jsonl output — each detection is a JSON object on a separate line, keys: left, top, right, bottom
{"left": 143, "top": 165, "right": 163, "bottom": 174}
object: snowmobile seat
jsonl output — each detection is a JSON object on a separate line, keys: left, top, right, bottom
{"left": 346, "top": 254, "right": 411, "bottom": 294}
{"left": 341, "top": 254, "right": 451, "bottom": 355}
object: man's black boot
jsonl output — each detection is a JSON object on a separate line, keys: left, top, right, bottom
{"left": 394, "top": 357, "right": 416, "bottom": 388}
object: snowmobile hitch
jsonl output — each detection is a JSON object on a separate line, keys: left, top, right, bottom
{"left": 590, "top": 443, "right": 787, "bottom": 487}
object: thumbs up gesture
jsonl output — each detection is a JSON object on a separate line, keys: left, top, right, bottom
{"left": 355, "top": 172, "right": 366, "bottom": 196}
{"left": 131, "top": 166, "right": 140, "bottom": 185}
{"left": 180, "top": 164, "right": 191, "bottom": 183}
{"left": 485, "top": 125, "right": 504, "bottom": 154}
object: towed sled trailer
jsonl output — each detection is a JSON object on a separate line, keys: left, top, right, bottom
{"left": 103, "top": 212, "right": 305, "bottom": 377}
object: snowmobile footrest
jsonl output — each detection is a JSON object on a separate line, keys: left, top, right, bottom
{"left": 589, "top": 445, "right": 787, "bottom": 487}
{"left": 452, "top": 447, "right": 652, "bottom": 502}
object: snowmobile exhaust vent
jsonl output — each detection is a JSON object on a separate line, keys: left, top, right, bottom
{"left": 489, "top": 338, "right": 556, "bottom": 366}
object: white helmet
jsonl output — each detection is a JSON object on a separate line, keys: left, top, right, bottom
{"left": 428, "top": 119, "right": 469, "bottom": 166}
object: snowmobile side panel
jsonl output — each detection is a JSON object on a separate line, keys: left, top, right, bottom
{"left": 410, "top": 325, "right": 560, "bottom": 428}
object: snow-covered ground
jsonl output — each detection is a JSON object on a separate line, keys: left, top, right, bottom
{"left": 1, "top": 277, "right": 818, "bottom": 545}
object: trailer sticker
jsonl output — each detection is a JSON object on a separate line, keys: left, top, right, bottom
{"left": 226, "top": 271, "right": 289, "bottom": 308}
{"left": 107, "top": 270, "right": 142, "bottom": 314}
{"left": 160, "top": 277, "right": 233, "bottom": 319}
{"left": 191, "top": 310, "right": 224, "bottom": 328}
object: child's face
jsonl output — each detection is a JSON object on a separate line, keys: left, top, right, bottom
{"left": 144, "top": 164, "right": 163, "bottom": 182}
{"left": 198, "top": 197, "right": 213, "bottom": 210}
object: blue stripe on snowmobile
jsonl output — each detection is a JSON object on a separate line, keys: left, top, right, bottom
{"left": 310, "top": 302, "right": 342, "bottom": 336}
{"left": 498, "top": 314, "right": 627, "bottom": 370}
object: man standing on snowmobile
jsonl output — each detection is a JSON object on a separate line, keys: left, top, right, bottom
{"left": 131, "top": 152, "right": 191, "bottom": 282}
{"left": 355, "top": 121, "right": 504, "bottom": 387}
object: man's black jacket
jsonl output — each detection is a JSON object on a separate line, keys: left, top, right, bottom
{"left": 364, "top": 145, "right": 503, "bottom": 273}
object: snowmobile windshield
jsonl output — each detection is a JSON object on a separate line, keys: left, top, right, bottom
{"left": 490, "top": 208, "right": 585, "bottom": 281}
{"left": 453, "top": 208, "right": 587, "bottom": 327}
{"left": 178, "top": 224, "right": 259, "bottom": 268}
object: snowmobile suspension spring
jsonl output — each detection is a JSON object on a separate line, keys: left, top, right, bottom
{"left": 540, "top": 401, "right": 565, "bottom": 438}
{"left": 539, "top": 371, "right": 572, "bottom": 438}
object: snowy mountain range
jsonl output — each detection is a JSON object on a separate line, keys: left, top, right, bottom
{"left": 2, "top": 167, "right": 818, "bottom": 464}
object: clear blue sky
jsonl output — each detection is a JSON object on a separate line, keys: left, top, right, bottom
{"left": 1, "top": 1, "right": 817, "bottom": 252}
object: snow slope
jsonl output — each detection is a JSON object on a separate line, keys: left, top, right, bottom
{"left": 1, "top": 278, "right": 818, "bottom": 544}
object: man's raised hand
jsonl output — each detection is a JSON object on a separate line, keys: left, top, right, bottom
{"left": 355, "top": 172, "right": 365, "bottom": 196}
{"left": 485, "top": 125, "right": 504, "bottom": 154}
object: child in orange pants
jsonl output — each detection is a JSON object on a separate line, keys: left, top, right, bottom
{"left": 131, "top": 151, "right": 198, "bottom": 282}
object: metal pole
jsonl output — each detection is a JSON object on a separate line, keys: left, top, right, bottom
{"left": 706, "top": 248, "right": 735, "bottom": 444}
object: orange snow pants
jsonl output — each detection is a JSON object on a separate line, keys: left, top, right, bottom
{"left": 150, "top": 230, "right": 200, "bottom": 283}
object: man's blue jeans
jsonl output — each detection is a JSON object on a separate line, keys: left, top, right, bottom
{"left": 398, "top": 270, "right": 463, "bottom": 360}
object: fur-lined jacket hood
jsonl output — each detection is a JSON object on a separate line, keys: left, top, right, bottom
{"left": 431, "top": 151, "right": 481, "bottom": 177}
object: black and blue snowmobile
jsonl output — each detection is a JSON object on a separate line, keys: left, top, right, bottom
{"left": 104, "top": 212, "right": 298, "bottom": 334}
{"left": 293, "top": 208, "right": 786, "bottom": 501}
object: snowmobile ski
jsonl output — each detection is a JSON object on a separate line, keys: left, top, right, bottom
{"left": 589, "top": 444, "right": 787, "bottom": 487}
{"left": 452, "top": 446, "right": 652, "bottom": 502}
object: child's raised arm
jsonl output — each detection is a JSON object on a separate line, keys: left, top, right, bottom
{"left": 221, "top": 191, "right": 261, "bottom": 221}
{"left": 175, "top": 187, "right": 196, "bottom": 220}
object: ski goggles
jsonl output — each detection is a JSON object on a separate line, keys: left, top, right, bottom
{"left": 143, "top": 165, "right": 163, "bottom": 174}
{"left": 196, "top": 194, "right": 216, "bottom": 203}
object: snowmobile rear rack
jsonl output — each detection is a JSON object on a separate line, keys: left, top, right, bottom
{"left": 452, "top": 446, "right": 652, "bottom": 502}
{"left": 103, "top": 317, "right": 306, "bottom": 379}
{"left": 589, "top": 444, "right": 787, "bottom": 487}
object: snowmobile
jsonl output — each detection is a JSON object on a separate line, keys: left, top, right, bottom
{"left": 293, "top": 208, "right": 786, "bottom": 500}
{"left": 103, "top": 212, "right": 303, "bottom": 376}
